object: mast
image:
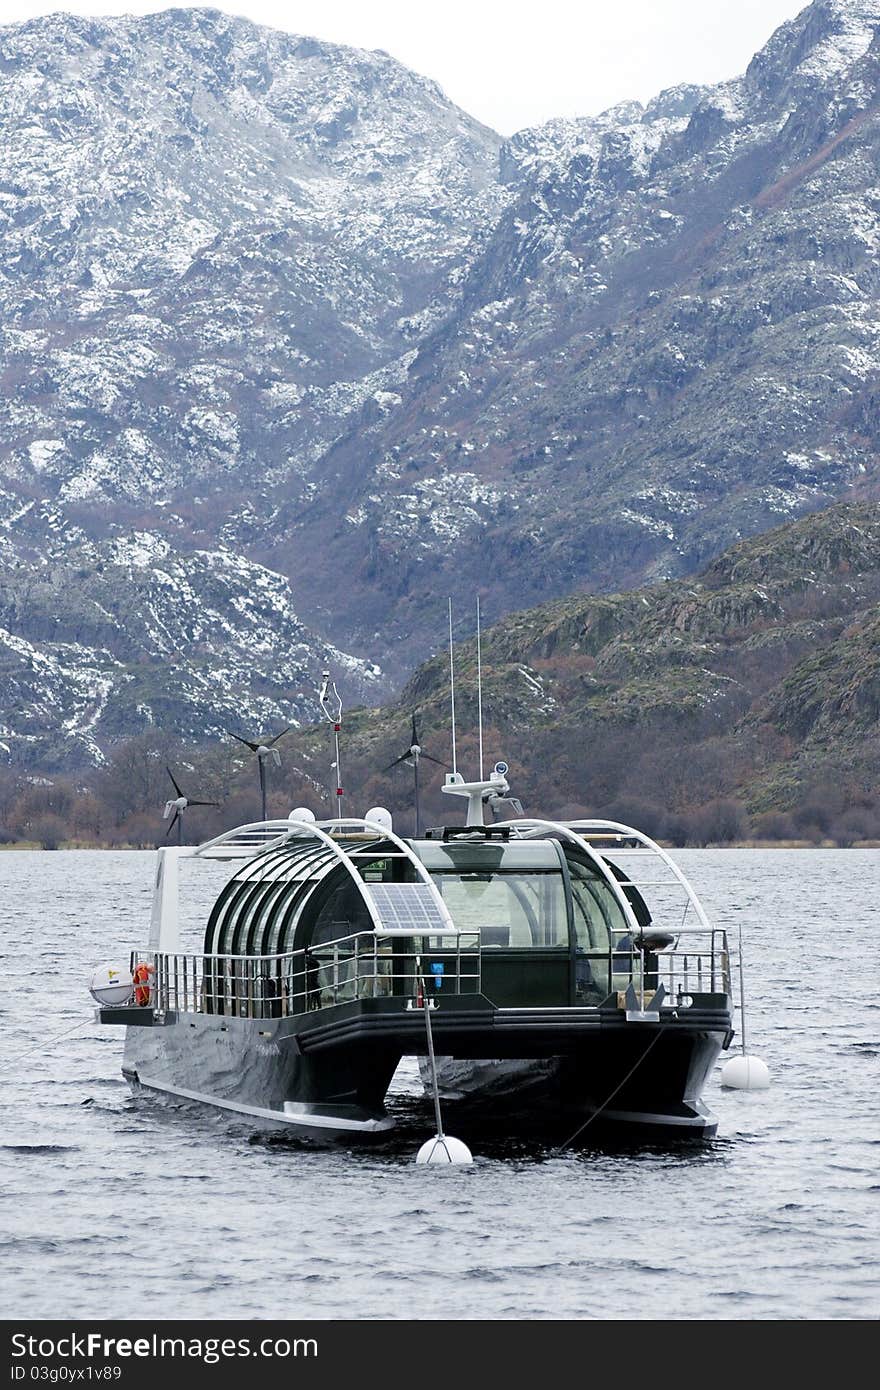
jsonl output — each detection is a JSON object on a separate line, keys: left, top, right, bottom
{"left": 476, "top": 594, "right": 484, "bottom": 780}
{"left": 448, "top": 598, "right": 458, "bottom": 778}
{"left": 319, "top": 672, "right": 344, "bottom": 816}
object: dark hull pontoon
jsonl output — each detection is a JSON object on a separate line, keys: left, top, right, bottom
{"left": 116, "top": 999, "right": 726, "bottom": 1142}
{"left": 99, "top": 808, "right": 734, "bottom": 1144}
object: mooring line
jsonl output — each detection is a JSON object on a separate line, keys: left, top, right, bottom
{"left": 0, "top": 1018, "right": 93, "bottom": 1072}
{"left": 555, "top": 1028, "right": 664, "bottom": 1151}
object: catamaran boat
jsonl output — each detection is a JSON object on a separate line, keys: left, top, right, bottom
{"left": 93, "top": 766, "right": 736, "bottom": 1144}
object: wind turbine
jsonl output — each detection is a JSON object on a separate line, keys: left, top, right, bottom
{"left": 384, "top": 714, "right": 447, "bottom": 837}
{"left": 163, "top": 767, "right": 218, "bottom": 845}
{"left": 229, "top": 728, "right": 289, "bottom": 823}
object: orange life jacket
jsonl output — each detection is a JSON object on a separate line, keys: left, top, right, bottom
{"left": 133, "top": 962, "right": 154, "bottom": 1007}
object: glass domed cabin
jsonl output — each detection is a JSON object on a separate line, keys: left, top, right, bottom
{"left": 199, "top": 823, "right": 660, "bottom": 1018}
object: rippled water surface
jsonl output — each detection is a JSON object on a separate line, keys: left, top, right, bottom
{"left": 1, "top": 849, "right": 878, "bottom": 1320}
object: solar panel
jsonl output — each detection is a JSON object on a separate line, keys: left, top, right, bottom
{"left": 367, "top": 883, "right": 453, "bottom": 935}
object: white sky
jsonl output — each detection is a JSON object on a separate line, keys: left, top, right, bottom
{"left": 1, "top": 1, "right": 809, "bottom": 134}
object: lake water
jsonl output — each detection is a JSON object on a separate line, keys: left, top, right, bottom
{"left": 1, "top": 849, "right": 877, "bottom": 1320}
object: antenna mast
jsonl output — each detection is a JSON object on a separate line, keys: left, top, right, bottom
{"left": 448, "top": 598, "right": 457, "bottom": 777}
{"left": 319, "top": 672, "right": 344, "bottom": 816}
{"left": 476, "top": 595, "right": 484, "bottom": 780}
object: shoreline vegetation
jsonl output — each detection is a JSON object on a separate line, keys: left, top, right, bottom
{"left": 6, "top": 506, "right": 880, "bottom": 850}
{"left": 3, "top": 839, "right": 880, "bottom": 851}
{"left": 3, "top": 713, "right": 880, "bottom": 853}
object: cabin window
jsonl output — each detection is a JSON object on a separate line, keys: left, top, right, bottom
{"left": 248, "top": 879, "right": 295, "bottom": 955}
{"left": 228, "top": 881, "right": 277, "bottom": 956}
{"left": 567, "top": 861, "right": 630, "bottom": 950}
{"left": 567, "top": 860, "right": 641, "bottom": 999}
{"left": 264, "top": 878, "right": 320, "bottom": 956}
{"left": 431, "top": 871, "right": 568, "bottom": 947}
{"left": 310, "top": 881, "right": 374, "bottom": 945}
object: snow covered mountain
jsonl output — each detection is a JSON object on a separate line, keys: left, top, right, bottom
{"left": 0, "top": 527, "right": 382, "bottom": 767}
{"left": 0, "top": 6, "right": 501, "bottom": 764}
{"left": 0, "top": 7, "right": 501, "bottom": 508}
{"left": 290, "top": 0, "right": 880, "bottom": 656}
{"left": 3, "top": 2, "right": 880, "bottom": 768}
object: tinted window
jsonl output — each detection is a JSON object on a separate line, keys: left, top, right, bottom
{"left": 432, "top": 871, "right": 568, "bottom": 947}
{"left": 567, "top": 860, "right": 630, "bottom": 951}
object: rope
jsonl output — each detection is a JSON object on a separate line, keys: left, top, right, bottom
{"left": 418, "top": 966, "right": 445, "bottom": 1139}
{"left": 0, "top": 1017, "right": 94, "bottom": 1072}
{"left": 555, "top": 1027, "right": 664, "bottom": 1150}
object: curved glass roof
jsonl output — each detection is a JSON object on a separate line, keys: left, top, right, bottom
{"left": 203, "top": 830, "right": 461, "bottom": 957}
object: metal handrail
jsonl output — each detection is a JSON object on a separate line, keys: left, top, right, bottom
{"left": 131, "top": 918, "right": 728, "bottom": 1020}
{"left": 133, "top": 927, "right": 482, "bottom": 1020}
{"left": 602, "top": 928, "right": 731, "bottom": 996}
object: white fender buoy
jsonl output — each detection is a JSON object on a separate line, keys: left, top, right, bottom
{"left": 413, "top": 953, "right": 475, "bottom": 1165}
{"left": 416, "top": 1135, "right": 473, "bottom": 1165}
{"left": 721, "top": 1054, "right": 770, "bottom": 1090}
{"left": 722, "top": 926, "right": 770, "bottom": 1090}
{"left": 89, "top": 964, "right": 133, "bottom": 1008}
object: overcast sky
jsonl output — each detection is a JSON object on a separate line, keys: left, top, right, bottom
{"left": 3, "top": 1, "right": 810, "bottom": 134}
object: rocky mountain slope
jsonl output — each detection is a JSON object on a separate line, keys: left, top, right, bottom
{"left": 0, "top": 527, "right": 381, "bottom": 768}
{"left": 3, "top": 2, "right": 880, "bottom": 769}
{"left": 289, "top": 0, "right": 880, "bottom": 660}
{"left": 282, "top": 502, "right": 880, "bottom": 823}
{"left": 0, "top": 8, "right": 501, "bottom": 508}
{"left": 8, "top": 499, "right": 877, "bottom": 845}
{"left": 0, "top": 6, "right": 502, "bottom": 763}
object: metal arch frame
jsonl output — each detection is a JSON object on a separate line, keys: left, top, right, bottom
{"left": 275, "top": 818, "right": 458, "bottom": 936}
{"left": 566, "top": 820, "right": 713, "bottom": 930}
{"left": 193, "top": 820, "right": 303, "bottom": 858}
{"left": 204, "top": 838, "right": 324, "bottom": 956}
{"left": 244, "top": 875, "right": 298, "bottom": 956}
{"left": 262, "top": 851, "right": 334, "bottom": 956}
{"left": 491, "top": 817, "right": 643, "bottom": 935}
{"left": 190, "top": 817, "right": 456, "bottom": 949}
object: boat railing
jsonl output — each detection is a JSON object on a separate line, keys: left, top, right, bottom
{"left": 605, "top": 926, "right": 731, "bottom": 1002}
{"left": 131, "top": 926, "right": 481, "bottom": 1020}
{"left": 130, "top": 920, "right": 727, "bottom": 1018}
